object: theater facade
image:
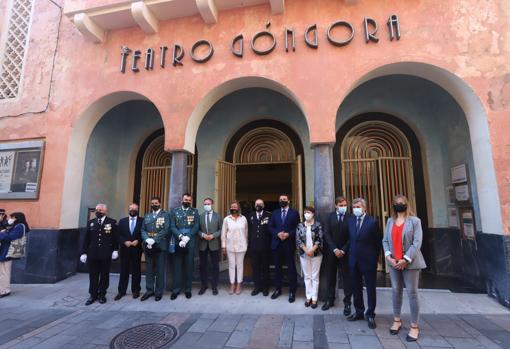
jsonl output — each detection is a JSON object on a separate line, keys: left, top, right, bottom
{"left": 0, "top": 0, "right": 509, "bottom": 304}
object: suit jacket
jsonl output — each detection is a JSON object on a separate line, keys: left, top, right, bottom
{"left": 382, "top": 216, "right": 427, "bottom": 269}
{"left": 323, "top": 211, "right": 351, "bottom": 256}
{"left": 268, "top": 207, "right": 300, "bottom": 250}
{"left": 198, "top": 211, "right": 222, "bottom": 251}
{"left": 346, "top": 214, "right": 382, "bottom": 272}
{"left": 82, "top": 216, "right": 119, "bottom": 260}
{"left": 118, "top": 216, "right": 143, "bottom": 251}
{"left": 247, "top": 210, "right": 272, "bottom": 252}
{"left": 141, "top": 210, "right": 170, "bottom": 251}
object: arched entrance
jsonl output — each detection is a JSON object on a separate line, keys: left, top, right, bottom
{"left": 340, "top": 120, "right": 416, "bottom": 230}
{"left": 217, "top": 120, "right": 305, "bottom": 217}
{"left": 134, "top": 131, "right": 196, "bottom": 215}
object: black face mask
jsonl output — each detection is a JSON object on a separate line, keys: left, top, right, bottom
{"left": 182, "top": 202, "right": 191, "bottom": 208}
{"left": 393, "top": 203, "right": 408, "bottom": 213}
{"left": 95, "top": 212, "right": 104, "bottom": 219}
{"left": 230, "top": 209, "right": 239, "bottom": 215}
{"left": 151, "top": 205, "right": 160, "bottom": 212}
{"left": 129, "top": 210, "right": 138, "bottom": 217}
{"left": 255, "top": 205, "right": 264, "bottom": 212}
{"left": 279, "top": 200, "right": 289, "bottom": 208}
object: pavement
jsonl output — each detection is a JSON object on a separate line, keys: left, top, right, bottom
{"left": 0, "top": 273, "right": 509, "bottom": 348}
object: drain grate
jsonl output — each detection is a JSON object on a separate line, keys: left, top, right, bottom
{"left": 110, "top": 323, "right": 179, "bottom": 349}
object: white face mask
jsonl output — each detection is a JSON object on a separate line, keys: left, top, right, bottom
{"left": 353, "top": 207, "right": 364, "bottom": 217}
{"left": 336, "top": 206, "right": 347, "bottom": 215}
{"left": 203, "top": 204, "right": 212, "bottom": 212}
{"left": 7, "top": 218, "right": 15, "bottom": 225}
{"left": 304, "top": 213, "right": 314, "bottom": 221}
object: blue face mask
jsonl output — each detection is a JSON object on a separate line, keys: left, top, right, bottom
{"left": 336, "top": 206, "right": 347, "bottom": 215}
{"left": 353, "top": 207, "right": 364, "bottom": 217}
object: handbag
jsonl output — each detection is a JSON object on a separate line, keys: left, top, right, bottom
{"left": 6, "top": 224, "right": 26, "bottom": 259}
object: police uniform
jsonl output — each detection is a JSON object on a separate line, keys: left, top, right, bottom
{"left": 170, "top": 206, "right": 200, "bottom": 294}
{"left": 247, "top": 210, "right": 272, "bottom": 293}
{"left": 141, "top": 210, "right": 170, "bottom": 296}
{"left": 82, "top": 216, "right": 118, "bottom": 299}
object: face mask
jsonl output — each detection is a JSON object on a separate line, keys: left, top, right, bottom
{"left": 129, "top": 210, "right": 138, "bottom": 217}
{"left": 353, "top": 207, "right": 363, "bottom": 217}
{"left": 393, "top": 203, "right": 407, "bottom": 213}
{"left": 336, "top": 206, "right": 347, "bottom": 215}
{"left": 203, "top": 204, "right": 212, "bottom": 212}
{"left": 182, "top": 202, "right": 191, "bottom": 208}
{"left": 151, "top": 205, "right": 160, "bottom": 212}
{"left": 7, "top": 218, "right": 15, "bottom": 225}
{"left": 95, "top": 212, "right": 104, "bottom": 219}
{"left": 230, "top": 209, "right": 239, "bottom": 215}
{"left": 279, "top": 200, "right": 288, "bottom": 208}
{"left": 255, "top": 205, "right": 264, "bottom": 212}
{"left": 304, "top": 213, "right": 314, "bottom": 221}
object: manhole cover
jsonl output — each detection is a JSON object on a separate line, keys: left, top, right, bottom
{"left": 110, "top": 323, "right": 179, "bottom": 349}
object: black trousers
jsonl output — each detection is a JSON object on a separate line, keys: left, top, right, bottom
{"left": 325, "top": 252, "right": 352, "bottom": 305}
{"left": 118, "top": 246, "right": 142, "bottom": 295}
{"left": 199, "top": 247, "right": 219, "bottom": 288}
{"left": 351, "top": 264, "right": 377, "bottom": 317}
{"left": 272, "top": 242, "right": 297, "bottom": 293}
{"left": 87, "top": 258, "right": 111, "bottom": 298}
{"left": 250, "top": 248, "right": 271, "bottom": 291}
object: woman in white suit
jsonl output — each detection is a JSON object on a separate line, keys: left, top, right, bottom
{"left": 382, "top": 194, "right": 426, "bottom": 342}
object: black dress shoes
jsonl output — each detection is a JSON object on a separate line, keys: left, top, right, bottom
{"left": 212, "top": 288, "right": 218, "bottom": 295}
{"left": 321, "top": 301, "right": 334, "bottom": 311}
{"left": 262, "top": 289, "right": 269, "bottom": 296}
{"left": 347, "top": 313, "right": 365, "bottom": 321}
{"left": 251, "top": 288, "right": 261, "bottom": 296}
{"left": 343, "top": 304, "right": 352, "bottom": 316}
{"left": 271, "top": 290, "right": 282, "bottom": 299}
{"left": 170, "top": 292, "right": 179, "bottom": 300}
{"left": 140, "top": 292, "right": 154, "bottom": 301}
{"left": 198, "top": 287, "right": 208, "bottom": 295}
{"left": 132, "top": 292, "right": 140, "bottom": 299}
{"left": 98, "top": 297, "right": 107, "bottom": 304}
{"left": 367, "top": 316, "right": 377, "bottom": 329}
{"left": 114, "top": 294, "right": 124, "bottom": 301}
{"left": 155, "top": 294, "right": 162, "bottom": 301}
{"left": 185, "top": 292, "right": 192, "bottom": 299}
{"left": 311, "top": 302, "right": 318, "bottom": 309}
{"left": 288, "top": 292, "right": 296, "bottom": 303}
{"left": 85, "top": 297, "right": 96, "bottom": 306}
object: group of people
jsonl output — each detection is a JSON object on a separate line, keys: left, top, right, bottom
{"left": 0, "top": 209, "right": 30, "bottom": 298}
{"left": 80, "top": 192, "right": 425, "bottom": 341}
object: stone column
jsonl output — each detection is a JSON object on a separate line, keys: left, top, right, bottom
{"left": 168, "top": 151, "right": 189, "bottom": 209}
{"left": 313, "top": 144, "right": 336, "bottom": 301}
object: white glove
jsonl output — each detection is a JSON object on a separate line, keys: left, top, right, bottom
{"left": 112, "top": 251, "right": 119, "bottom": 260}
{"left": 179, "top": 240, "right": 186, "bottom": 248}
{"left": 146, "top": 238, "right": 155, "bottom": 245}
{"left": 181, "top": 235, "right": 190, "bottom": 244}
{"left": 80, "top": 254, "right": 87, "bottom": 263}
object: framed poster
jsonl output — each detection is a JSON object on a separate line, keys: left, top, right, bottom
{"left": 451, "top": 164, "right": 468, "bottom": 184}
{"left": 454, "top": 184, "right": 470, "bottom": 202}
{"left": 448, "top": 207, "right": 459, "bottom": 228}
{"left": 459, "top": 208, "right": 476, "bottom": 240}
{"left": 0, "top": 140, "right": 44, "bottom": 199}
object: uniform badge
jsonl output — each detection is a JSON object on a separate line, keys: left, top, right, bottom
{"left": 156, "top": 217, "right": 165, "bottom": 228}
{"left": 104, "top": 224, "right": 112, "bottom": 234}
{"left": 90, "top": 222, "right": 94, "bottom": 227}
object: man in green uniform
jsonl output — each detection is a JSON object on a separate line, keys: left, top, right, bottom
{"left": 141, "top": 196, "right": 169, "bottom": 302}
{"left": 169, "top": 193, "right": 200, "bottom": 299}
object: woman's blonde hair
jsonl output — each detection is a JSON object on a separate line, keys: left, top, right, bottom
{"left": 391, "top": 194, "right": 414, "bottom": 219}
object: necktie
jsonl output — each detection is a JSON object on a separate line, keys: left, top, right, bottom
{"left": 258, "top": 213, "right": 261, "bottom": 221}
{"left": 356, "top": 217, "right": 362, "bottom": 234}
{"left": 281, "top": 209, "right": 287, "bottom": 223}
{"left": 337, "top": 213, "right": 341, "bottom": 223}
{"left": 130, "top": 218, "right": 135, "bottom": 235}
{"left": 205, "top": 212, "right": 209, "bottom": 232}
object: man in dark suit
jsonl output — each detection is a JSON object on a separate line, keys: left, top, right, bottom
{"left": 345, "top": 198, "right": 382, "bottom": 329}
{"left": 247, "top": 199, "right": 272, "bottom": 296}
{"left": 198, "top": 197, "right": 222, "bottom": 296}
{"left": 322, "top": 196, "right": 353, "bottom": 314}
{"left": 80, "top": 203, "right": 119, "bottom": 305}
{"left": 269, "top": 193, "right": 300, "bottom": 303}
{"left": 114, "top": 203, "right": 143, "bottom": 301}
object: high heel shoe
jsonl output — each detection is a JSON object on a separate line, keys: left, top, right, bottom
{"left": 229, "top": 284, "right": 235, "bottom": 295}
{"left": 389, "top": 320, "right": 402, "bottom": 335}
{"left": 406, "top": 325, "right": 419, "bottom": 342}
